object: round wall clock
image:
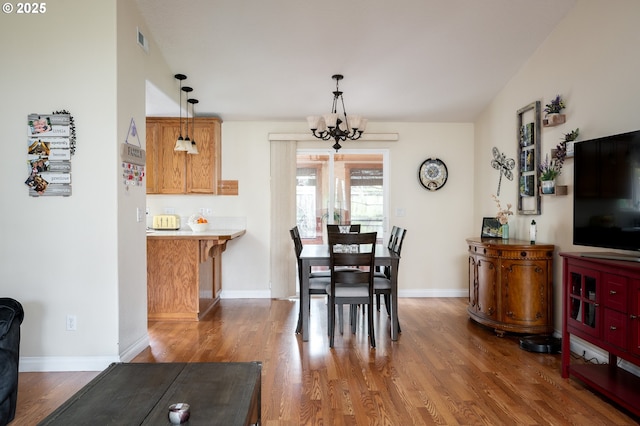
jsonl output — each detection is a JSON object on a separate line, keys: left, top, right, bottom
{"left": 418, "top": 158, "right": 448, "bottom": 191}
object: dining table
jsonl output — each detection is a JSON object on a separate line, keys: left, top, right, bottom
{"left": 299, "top": 244, "right": 401, "bottom": 342}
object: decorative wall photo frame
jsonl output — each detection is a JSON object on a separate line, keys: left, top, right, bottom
{"left": 481, "top": 217, "right": 502, "bottom": 238}
{"left": 517, "top": 101, "right": 541, "bottom": 215}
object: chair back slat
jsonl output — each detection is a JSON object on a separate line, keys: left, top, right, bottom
{"left": 327, "top": 224, "right": 361, "bottom": 234}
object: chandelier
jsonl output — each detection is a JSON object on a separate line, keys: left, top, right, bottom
{"left": 307, "top": 74, "right": 367, "bottom": 151}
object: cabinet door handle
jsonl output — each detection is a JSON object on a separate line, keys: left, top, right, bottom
{"left": 610, "top": 326, "right": 617, "bottom": 331}
{"left": 631, "top": 315, "right": 638, "bottom": 320}
{"left": 609, "top": 290, "right": 617, "bottom": 295}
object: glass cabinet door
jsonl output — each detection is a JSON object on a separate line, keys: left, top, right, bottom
{"left": 568, "top": 265, "right": 601, "bottom": 337}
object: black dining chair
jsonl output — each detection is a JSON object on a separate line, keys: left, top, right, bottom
{"left": 290, "top": 227, "right": 330, "bottom": 334}
{"left": 326, "top": 231, "right": 377, "bottom": 347}
{"left": 374, "top": 227, "right": 406, "bottom": 332}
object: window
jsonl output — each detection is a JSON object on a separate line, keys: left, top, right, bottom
{"left": 296, "top": 150, "right": 388, "bottom": 244}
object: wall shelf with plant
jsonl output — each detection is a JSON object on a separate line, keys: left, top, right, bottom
{"left": 543, "top": 94, "right": 566, "bottom": 127}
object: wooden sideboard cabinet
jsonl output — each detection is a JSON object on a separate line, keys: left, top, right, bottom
{"left": 560, "top": 252, "right": 640, "bottom": 417}
{"left": 146, "top": 117, "right": 222, "bottom": 194}
{"left": 467, "top": 238, "right": 555, "bottom": 336}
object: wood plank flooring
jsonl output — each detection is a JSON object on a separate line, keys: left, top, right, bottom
{"left": 13, "top": 298, "right": 640, "bottom": 425}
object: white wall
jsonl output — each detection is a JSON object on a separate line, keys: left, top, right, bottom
{"left": 0, "top": 0, "right": 176, "bottom": 371}
{"left": 474, "top": 0, "right": 640, "bottom": 331}
{"left": 0, "top": 1, "right": 120, "bottom": 370}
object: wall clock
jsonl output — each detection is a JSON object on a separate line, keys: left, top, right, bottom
{"left": 418, "top": 158, "right": 448, "bottom": 191}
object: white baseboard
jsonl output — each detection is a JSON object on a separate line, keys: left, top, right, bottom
{"left": 19, "top": 333, "right": 150, "bottom": 372}
{"left": 119, "top": 333, "right": 150, "bottom": 363}
{"left": 567, "top": 336, "right": 640, "bottom": 377}
{"left": 19, "top": 356, "right": 118, "bottom": 372}
{"left": 222, "top": 289, "right": 469, "bottom": 299}
{"left": 220, "top": 289, "right": 272, "bottom": 299}
{"left": 398, "top": 289, "right": 468, "bottom": 298}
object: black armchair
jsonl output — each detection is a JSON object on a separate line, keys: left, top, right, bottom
{"left": 0, "top": 298, "right": 23, "bottom": 426}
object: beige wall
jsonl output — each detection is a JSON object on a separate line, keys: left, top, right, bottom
{"left": 147, "top": 121, "right": 476, "bottom": 298}
{"left": 474, "top": 0, "right": 640, "bottom": 332}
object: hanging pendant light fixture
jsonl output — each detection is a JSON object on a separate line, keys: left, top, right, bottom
{"left": 307, "top": 74, "right": 367, "bottom": 151}
{"left": 179, "top": 85, "right": 193, "bottom": 152}
{"left": 186, "top": 98, "right": 199, "bottom": 155}
{"left": 173, "top": 74, "right": 188, "bottom": 151}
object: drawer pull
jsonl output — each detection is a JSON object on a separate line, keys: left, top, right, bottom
{"left": 521, "top": 251, "right": 527, "bottom": 257}
{"left": 609, "top": 290, "right": 617, "bottom": 295}
{"left": 631, "top": 315, "right": 638, "bottom": 320}
{"left": 610, "top": 326, "right": 617, "bottom": 331}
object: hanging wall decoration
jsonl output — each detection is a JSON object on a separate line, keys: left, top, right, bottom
{"left": 25, "top": 111, "right": 75, "bottom": 196}
{"left": 516, "top": 101, "right": 541, "bottom": 215}
{"left": 490, "top": 147, "right": 514, "bottom": 196}
{"left": 120, "top": 117, "right": 145, "bottom": 188}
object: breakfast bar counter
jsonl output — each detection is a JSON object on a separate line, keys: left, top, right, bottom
{"left": 146, "top": 229, "right": 245, "bottom": 321}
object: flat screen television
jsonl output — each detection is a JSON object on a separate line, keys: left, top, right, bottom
{"left": 573, "top": 129, "right": 640, "bottom": 258}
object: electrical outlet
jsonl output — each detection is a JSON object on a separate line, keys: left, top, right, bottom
{"left": 66, "top": 315, "right": 77, "bottom": 331}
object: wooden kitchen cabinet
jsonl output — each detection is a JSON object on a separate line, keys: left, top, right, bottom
{"left": 146, "top": 117, "right": 221, "bottom": 194}
{"left": 467, "top": 238, "right": 555, "bottom": 335}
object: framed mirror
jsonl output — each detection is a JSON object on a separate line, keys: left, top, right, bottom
{"left": 517, "top": 101, "right": 541, "bottom": 215}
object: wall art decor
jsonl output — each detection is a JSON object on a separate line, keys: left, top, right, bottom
{"left": 121, "top": 117, "right": 145, "bottom": 188}
{"left": 490, "top": 147, "right": 514, "bottom": 196}
{"left": 25, "top": 111, "right": 75, "bottom": 196}
{"left": 517, "top": 101, "right": 541, "bottom": 215}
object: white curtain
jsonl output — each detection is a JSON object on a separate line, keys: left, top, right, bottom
{"left": 270, "top": 140, "right": 298, "bottom": 298}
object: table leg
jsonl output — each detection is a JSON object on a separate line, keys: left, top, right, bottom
{"left": 390, "top": 258, "right": 399, "bottom": 341}
{"left": 301, "top": 258, "right": 311, "bottom": 341}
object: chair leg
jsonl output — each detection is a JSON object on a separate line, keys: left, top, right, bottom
{"left": 295, "top": 305, "right": 302, "bottom": 334}
{"left": 350, "top": 305, "right": 357, "bottom": 334}
{"left": 383, "top": 294, "right": 391, "bottom": 316}
{"left": 338, "top": 304, "right": 344, "bottom": 335}
{"left": 376, "top": 293, "right": 381, "bottom": 311}
{"left": 328, "top": 297, "right": 335, "bottom": 347}
{"left": 367, "top": 303, "right": 376, "bottom": 348}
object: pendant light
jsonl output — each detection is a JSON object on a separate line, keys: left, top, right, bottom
{"left": 173, "top": 74, "right": 188, "bottom": 151}
{"left": 180, "top": 86, "right": 193, "bottom": 151}
{"left": 186, "top": 98, "right": 199, "bottom": 155}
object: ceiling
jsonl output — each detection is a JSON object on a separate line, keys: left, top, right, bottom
{"left": 136, "top": 0, "right": 576, "bottom": 123}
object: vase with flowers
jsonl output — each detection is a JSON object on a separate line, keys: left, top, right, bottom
{"left": 539, "top": 140, "right": 567, "bottom": 194}
{"left": 544, "top": 94, "right": 566, "bottom": 126}
{"left": 492, "top": 195, "right": 513, "bottom": 239}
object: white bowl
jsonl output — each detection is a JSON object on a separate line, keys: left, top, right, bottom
{"left": 188, "top": 222, "right": 209, "bottom": 232}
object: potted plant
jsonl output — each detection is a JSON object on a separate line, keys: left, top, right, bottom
{"left": 539, "top": 141, "right": 567, "bottom": 194}
{"left": 544, "top": 95, "right": 566, "bottom": 126}
{"left": 563, "top": 128, "right": 579, "bottom": 157}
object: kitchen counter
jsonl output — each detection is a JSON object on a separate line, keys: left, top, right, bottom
{"left": 146, "top": 228, "right": 245, "bottom": 239}
{"left": 146, "top": 228, "right": 245, "bottom": 321}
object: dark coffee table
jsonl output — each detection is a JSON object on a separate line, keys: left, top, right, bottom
{"left": 38, "top": 362, "right": 261, "bottom": 425}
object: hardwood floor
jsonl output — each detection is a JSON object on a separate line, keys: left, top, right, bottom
{"left": 14, "top": 298, "right": 640, "bottom": 425}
